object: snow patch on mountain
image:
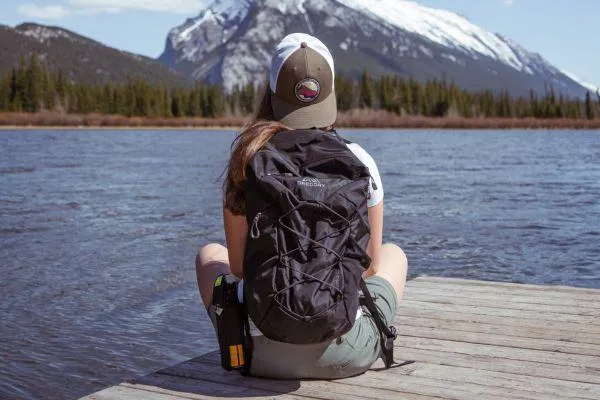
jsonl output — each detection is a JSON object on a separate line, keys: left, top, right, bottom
{"left": 496, "top": 34, "right": 556, "bottom": 76}
{"left": 171, "top": 0, "right": 252, "bottom": 47}
{"left": 441, "top": 53, "right": 465, "bottom": 66}
{"left": 265, "top": 0, "right": 308, "bottom": 13}
{"left": 336, "top": 0, "right": 523, "bottom": 70}
{"left": 18, "top": 25, "right": 78, "bottom": 43}
{"left": 559, "top": 70, "right": 599, "bottom": 93}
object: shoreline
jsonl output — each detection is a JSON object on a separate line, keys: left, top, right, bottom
{"left": 1, "top": 111, "right": 600, "bottom": 130}
{"left": 0, "top": 125, "right": 241, "bottom": 131}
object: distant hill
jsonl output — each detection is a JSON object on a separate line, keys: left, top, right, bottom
{"left": 0, "top": 23, "right": 192, "bottom": 87}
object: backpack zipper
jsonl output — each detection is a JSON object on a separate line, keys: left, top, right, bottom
{"left": 300, "top": 154, "right": 371, "bottom": 182}
{"left": 250, "top": 212, "right": 262, "bottom": 239}
{"left": 370, "top": 177, "right": 378, "bottom": 191}
{"left": 300, "top": 154, "right": 355, "bottom": 170}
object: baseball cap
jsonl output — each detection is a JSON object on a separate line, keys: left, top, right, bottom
{"left": 269, "top": 33, "right": 337, "bottom": 129}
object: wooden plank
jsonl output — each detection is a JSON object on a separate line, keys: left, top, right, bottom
{"left": 396, "top": 306, "right": 600, "bottom": 334}
{"left": 334, "top": 367, "right": 548, "bottom": 400}
{"left": 397, "top": 336, "right": 600, "bottom": 368}
{"left": 124, "top": 374, "right": 308, "bottom": 400}
{"left": 404, "top": 290, "right": 600, "bottom": 315}
{"left": 190, "top": 353, "right": 596, "bottom": 400}
{"left": 83, "top": 381, "right": 301, "bottom": 400}
{"left": 379, "top": 362, "right": 600, "bottom": 400}
{"left": 404, "top": 285, "right": 600, "bottom": 309}
{"left": 405, "top": 285, "right": 600, "bottom": 309}
{"left": 397, "top": 346, "right": 600, "bottom": 384}
{"left": 399, "top": 300, "right": 600, "bottom": 326}
{"left": 396, "top": 324, "right": 600, "bottom": 356}
{"left": 410, "top": 277, "right": 600, "bottom": 300}
{"left": 158, "top": 359, "right": 442, "bottom": 400}
{"left": 414, "top": 277, "right": 600, "bottom": 295}
{"left": 178, "top": 357, "right": 538, "bottom": 400}
{"left": 81, "top": 385, "right": 178, "bottom": 400}
{"left": 394, "top": 315, "right": 600, "bottom": 345}
{"left": 189, "top": 347, "right": 599, "bottom": 400}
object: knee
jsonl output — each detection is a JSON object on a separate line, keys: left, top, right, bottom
{"left": 196, "top": 243, "right": 228, "bottom": 268}
{"left": 383, "top": 243, "right": 408, "bottom": 267}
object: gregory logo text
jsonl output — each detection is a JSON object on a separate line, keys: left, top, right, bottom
{"left": 297, "top": 177, "right": 325, "bottom": 188}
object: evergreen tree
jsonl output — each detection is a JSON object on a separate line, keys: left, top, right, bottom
{"left": 0, "top": 75, "right": 10, "bottom": 111}
{"left": 229, "top": 84, "right": 242, "bottom": 116}
{"left": 54, "top": 70, "right": 70, "bottom": 112}
{"left": 359, "top": 69, "right": 375, "bottom": 108}
{"left": 24, "top": 54, "right": 43, "bottom": 112}
{"left": 398, "top": 78, "right": 412, "bottom": 115}
{"left": 335, "top": 75, "right": 354, "bottom": 111}
{"left": 162, "top": 86, "right": 172, "bottom": 117}
{"left": 240, "top": 82, "right": 256, "bottom": 114}
{"left": 111, "top": 84, "right": 125, "bottom": 115}
{"left": 9, "top": 57, "right": 29, "bottom": 112}
{"left": 186, "top": 84, "right": 202, "bottom": 117}
{"left": 40, "top": 66, "right": 56, "bottom": 111}
{"left": 75, "top": 84, "right": 94, "bottom": 113}
{"left": 585, "top": 91, "right": 595, "bottom": 120}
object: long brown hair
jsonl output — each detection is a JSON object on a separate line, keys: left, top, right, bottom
{"left": 224, "top": 88, "right": 290, "bottom": 215}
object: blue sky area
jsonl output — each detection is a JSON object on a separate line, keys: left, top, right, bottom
{"left": 2, "top": 0, "right": 599, "bottom": 88}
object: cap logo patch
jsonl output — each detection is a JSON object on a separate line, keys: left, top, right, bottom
{"left": 294, "top": 78, "right": 320, "bottom": 103}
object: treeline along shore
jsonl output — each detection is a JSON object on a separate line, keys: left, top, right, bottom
{"left": 1, "top": 54, "right": 599, "bottom": 129}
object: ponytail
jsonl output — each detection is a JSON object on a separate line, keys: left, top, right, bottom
{"left": 224, "top": 89, "right": 290, "bottom": 214}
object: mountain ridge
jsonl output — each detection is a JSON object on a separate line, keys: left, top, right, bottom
{"left": 0, "top": 22, "right": 192, "bottom": 87}
{"left": 159, "top": 0, "right": 594, "bottom": 97}
{"left": 1, "top": 2, "right": 597, "bottom": 97}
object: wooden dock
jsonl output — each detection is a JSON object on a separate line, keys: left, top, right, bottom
{"left": 81, "top": 277, "right": 600, "bottom": 400}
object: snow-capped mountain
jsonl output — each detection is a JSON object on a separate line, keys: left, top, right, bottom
{"left": 159, "top": 0, "right": 594, "bottom": 97}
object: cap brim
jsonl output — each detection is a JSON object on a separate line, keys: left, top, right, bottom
{"left": 271, "top": 91, "right": 337, "bottom": 130}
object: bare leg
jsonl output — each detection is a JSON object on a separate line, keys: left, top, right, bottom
{"left": 373, "top": 243, "right": 408, "bottom": 303}
{"left": 195, "top": 243, "right": 231, "bottom": 307}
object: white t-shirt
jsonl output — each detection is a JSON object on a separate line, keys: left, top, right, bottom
{"left": 237, "top": 142, "right": 384, "bottom": 326}
{"left": 345, "top": 142, "right": 384, "bottom": 208}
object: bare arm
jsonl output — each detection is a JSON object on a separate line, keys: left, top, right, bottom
{"left": 223, "top": 207, "right": 248, "bottom": 279}
{"left": 364, "top": 200, "right": 383, "bottom": 278}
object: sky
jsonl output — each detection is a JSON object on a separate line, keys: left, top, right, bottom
{"left": 1, "top": 0, "right": 599, "bottom": 88}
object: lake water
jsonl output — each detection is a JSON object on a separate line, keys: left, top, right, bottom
{"left": 1, "top": 129, "right": 599, "bottom": 399}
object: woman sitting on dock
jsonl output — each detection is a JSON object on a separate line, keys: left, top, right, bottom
{"left": 195, "top": 32, "right": 408, "bottom": 378}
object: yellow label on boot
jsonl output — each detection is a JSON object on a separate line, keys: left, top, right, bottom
{"left": 229, "top": 344, "right": 244, "bottom": 368}
{"left": 214, "top": 275, "right": 223, "bottom": 287}
{"left": 237, "top": 344, "right": 244, "bottom": 365}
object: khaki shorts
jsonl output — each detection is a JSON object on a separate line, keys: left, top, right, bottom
{"left": 207, "top": 275, "right": 397, "bottom": 379}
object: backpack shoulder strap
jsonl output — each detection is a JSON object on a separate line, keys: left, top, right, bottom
{"left": 359, "top": 280, "right": 398, "bottom": 369}
{"left": 268, "top": 129, "right": 347, "bottom": 149}
{"left": 330, "top": 129, "right": 352, "bottom": 145}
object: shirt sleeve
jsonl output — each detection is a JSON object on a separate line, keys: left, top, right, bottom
{"left": 346, "top": 143, "right": 384, "bottom": 208}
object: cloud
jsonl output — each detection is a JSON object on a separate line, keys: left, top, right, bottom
{"left": 76, "top": 7, "right": 122, "bottom": 16}
{"left": 16, "top": 0, "right": 207, "bottom": 19}
{"left": 17, "top": 4, "right": 72, "bottom": 19}
{"left": 68, "top": 0, "right": 208, "bottom": 14}
{"left": 503, "top": 0, "right": 514, "bottom": 6}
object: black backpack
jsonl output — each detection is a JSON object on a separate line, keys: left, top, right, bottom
{"left": 241, "top": 129, "right": 397, "bottom": 371}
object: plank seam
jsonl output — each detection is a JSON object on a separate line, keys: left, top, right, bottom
{"left": 396, "top": 346, "right": 600, "bottom": 381}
